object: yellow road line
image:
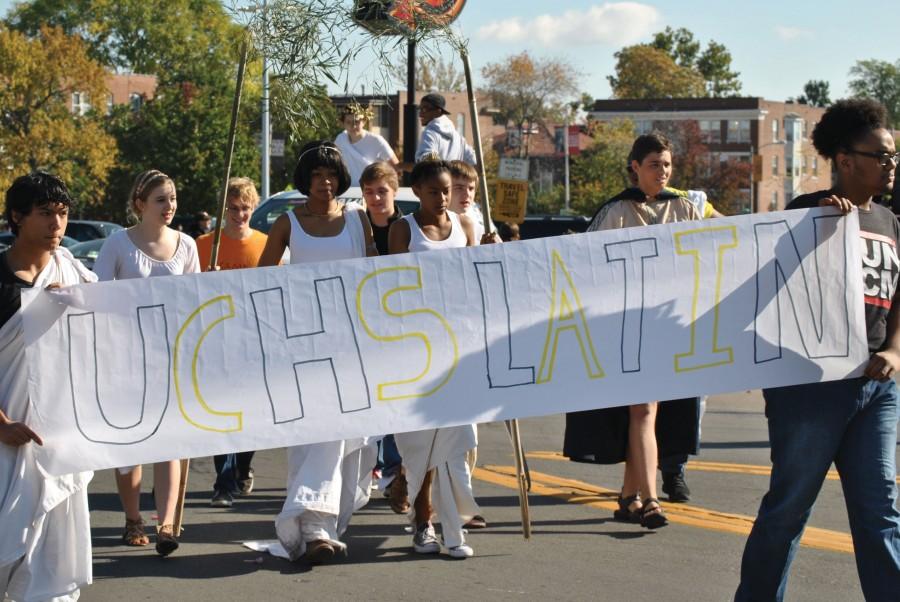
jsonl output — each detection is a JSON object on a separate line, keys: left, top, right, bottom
{"left": 472, "top": 464, "right": 854, "bottom": 555}
{"left": 525, "top": 451, "right": 900, "bottom": 484}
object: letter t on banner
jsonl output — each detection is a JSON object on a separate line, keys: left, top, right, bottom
{"left": 250, "top": 278, "right": 371, "bottom": 423}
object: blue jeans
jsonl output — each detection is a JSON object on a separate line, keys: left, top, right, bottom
{"left": 376, "top": 435, "right": 402, "bottom": 479}
{"left": 213, "top": 451, "right": 254, "bottom": 494}
{"left": 735, "top": 378, "right": 900, "bottom": 602}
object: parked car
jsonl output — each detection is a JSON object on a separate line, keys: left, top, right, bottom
{"left": 250, "top": 187, "right": 420, "bottom": 234}
{"left": 518, "top": 214, "right": 591, "bottom": 240}
{"left": 0, "top": 232, "right": 80, "bottom": 248}
{"left": 69, "top": 238, "right": 106, "bottom": 271}
{"left": 65, "top": 220, "right": 123, "bottom": 242}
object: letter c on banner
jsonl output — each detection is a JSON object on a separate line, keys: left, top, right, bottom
{"left": 356, "top": 266, "right": 459, "bottom": 401}
{"left": 173, "top": 295, "right": 242, "bottom": 432}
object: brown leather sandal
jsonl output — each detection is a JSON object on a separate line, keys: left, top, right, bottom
{"left": 389, "top": 471, "right": 411, "bottom": 515}
{"left": 155, "top": 524, "right": 179, "bottom": 556}
{"left": 123, "top": 517, "right": 150, "bottom": 546}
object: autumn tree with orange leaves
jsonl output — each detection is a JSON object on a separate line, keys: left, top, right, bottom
{"left": 0, "top": 25, "right": 116, "bottom": 212}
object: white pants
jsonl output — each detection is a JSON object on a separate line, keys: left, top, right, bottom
{"left": 275, "top": 439, "right": 376, "bottom": 560}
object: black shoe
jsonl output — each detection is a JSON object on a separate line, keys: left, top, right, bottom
{"left": 210, "top": 489, "right": 234, "bottom": 508}
{"left": 662, "top": 472, "right": 691, "bottom": 503}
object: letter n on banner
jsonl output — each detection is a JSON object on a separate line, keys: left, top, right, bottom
{"left": 753, "top": 215, "right": 850, "bottom": 362}
{"left": 250, "top": 278, "right": 371, "bottom": 423}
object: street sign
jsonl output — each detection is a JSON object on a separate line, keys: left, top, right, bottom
{"left": 271, "top": 138, "right": 285, "bottom": 158}
{"left": 492, "top": 179, "right": 528, "bottom": 224}
{"left": 499, "top": 157, "right": 529, "bottom": 181}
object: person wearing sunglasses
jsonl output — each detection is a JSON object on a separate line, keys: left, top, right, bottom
{"left": 736, "top": 98, "right": 900, "bottom": 602}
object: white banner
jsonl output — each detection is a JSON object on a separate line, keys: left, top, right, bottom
{"left": 23, "top": 208, "right": 867, "bottom": 476}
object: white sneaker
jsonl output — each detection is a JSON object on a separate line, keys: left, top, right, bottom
{"left": 447, "top": 543, "right": 474, "bottom": 559}
{"left": 412, "top": 523, "right": 440, "bottom": 554}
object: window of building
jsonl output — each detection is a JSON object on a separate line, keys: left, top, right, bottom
{"left": 771, "top": 119, "right": 779, "bottom": 142}
{"left": 784, "top": 119, "right": 795, "bottom": 142}
{"left": 699, "top": 120, "right": 721, "bottom": 144}
{"left": 771, "top": 191, "right": 779, "bottom": 211}
{"left": 106, "top": 93, "right": 114, "bottom": 116}
{"left": 772, "top": 155, "right": 779, "bottom": 176}
{"left": 634, "top": 120, "right": 653, "bottom": 135}
{"left": 802, "top": 155, "right": 808, "bottom": 174}
{"left": 71, "top": 92, "right": 90, "bottom": 116}
{"left": 727, "top": 120, "right": 750, "bottom": 143}
{"left": 785, "top": 156, "right": 793, "bottom": 177}
{"left": 813, "top": 156, "right": 819, "bottom": 176}
{"left": 129, "top": 93, "right": 143, "bottom": 112}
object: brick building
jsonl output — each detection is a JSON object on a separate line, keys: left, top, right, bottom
{"left": 70, "top": 73, "right": 157, "bottom": 115}
{"left": 589, "top": 97, "right": 829, "bottom": 212}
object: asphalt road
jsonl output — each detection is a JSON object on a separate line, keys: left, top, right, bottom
{"left": 82, "top": 390, "right": 899, "bottom": 601}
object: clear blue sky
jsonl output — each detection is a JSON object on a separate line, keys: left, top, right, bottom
{"left": 3, "top": 0, "right": 898, "bottom": 102}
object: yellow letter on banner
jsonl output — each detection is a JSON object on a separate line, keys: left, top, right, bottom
{"left": 174, "top": 295, "right": 242, "bottom": 432}
{"left": 356, "top": 267, "right": 459, "bottom": 401}
{"left": 673, "top": 226, "right": 738, "bottom": 372}
{"left": 537, "top": 251, "right": 604, "bottom": 383}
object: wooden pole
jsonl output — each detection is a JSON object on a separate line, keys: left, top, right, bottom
{"left": 460, "top": 49, "right": 494, "bottom": 234}
{"left": 507, "top": 419, "right": 531, "bottom": 539}
{"left": 208, "top": 37, "right": 250, "bottom": 270}
{"left": 463, "top": 46, "right": 530, "bottom": 538}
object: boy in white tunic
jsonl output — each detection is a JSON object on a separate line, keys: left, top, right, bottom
{"left": 1, "top": 172, "right": 96, "bottom": 602}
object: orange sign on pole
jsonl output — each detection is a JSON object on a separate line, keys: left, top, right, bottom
{"left": 492, "top": 179, "right": 529, "bottom": 224}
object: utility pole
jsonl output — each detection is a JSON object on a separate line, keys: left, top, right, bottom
{"left": 260, "top": 0, "right": 270, "bottom": 200}
{"left": 402, "top": 39, "right": 417, "bottom": 185}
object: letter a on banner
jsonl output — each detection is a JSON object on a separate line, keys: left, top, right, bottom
{"left": 537, "top": 251, "right": 604, "bottom": 383}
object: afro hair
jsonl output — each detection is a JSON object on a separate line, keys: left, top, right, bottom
{"left": 811, "top": 98, "right": 888, "bottom": 160}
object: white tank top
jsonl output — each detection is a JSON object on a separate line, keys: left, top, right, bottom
{"left": 403, "top": 211, "right": 467, "bottom": 252}
{"left": 287, "top": 206, "right": 366, "bottom": 264}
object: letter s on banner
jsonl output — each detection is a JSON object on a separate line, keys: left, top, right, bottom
{"left": 356, "top": 266, "right": 459, "bottom": 401}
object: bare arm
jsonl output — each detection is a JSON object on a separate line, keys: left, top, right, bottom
{"left": 458, "top": 213, "right": 476, "bottom": 247}
{"left": 257, "top": 213, "right": 291, "bottom": 267}
{"left": 388, "top": 218, "right": 411, "bottom": 254}
{"left": 357, "top": 209, "right": 379, "bottom": 257}
{"left": 0, "top": 408, "right": 43, "bottom": 447}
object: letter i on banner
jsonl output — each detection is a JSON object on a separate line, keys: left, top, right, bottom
{"left": 673, "top": 226, "right": 738, "bottom": 372}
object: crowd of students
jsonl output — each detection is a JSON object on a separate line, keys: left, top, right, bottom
{"left": 1, "top": 97, "right": 898, "bottom": 601}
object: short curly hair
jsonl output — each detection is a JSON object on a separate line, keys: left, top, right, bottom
{"left": 811, "top": 98, "right": 888, "bottom": 160}
{"left": 292, "top": 141, "right": 351, "bottom": 197}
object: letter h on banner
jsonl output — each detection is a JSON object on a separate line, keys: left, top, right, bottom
{"left": 250, "top": 278, "right": 371, "bottom": 423}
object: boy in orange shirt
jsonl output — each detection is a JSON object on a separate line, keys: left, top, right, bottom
{"left": 196, "top": 177, "right": 267, "bottom": 507}
{"left": 196, "top": 177, "right": 268, "bottom": 271}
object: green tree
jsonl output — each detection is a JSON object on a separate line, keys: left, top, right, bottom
{"left": 848, "top": 59, "right": 900, "bottom": 127}
{"left": 481, "top": 51, "right": 580, "bottom": 157}
{"left": 568, "top": 119, "right": 635, "bottom": 216}
{"left": 649, "top": 27, "right": 741, "bottom": 97}
{"left": 608, "top": 45, "right": 706, "bottom": 99}
{"left": 6, "top": 0, "right": 241, "bottom": 86}
{"left": 797, "top": 79, "right": 831, "bottom": 107}
{"left": 0, "top": 25, "right": 116, "bottom": 212}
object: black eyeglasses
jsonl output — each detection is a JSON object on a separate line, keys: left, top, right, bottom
{"left": 846, "top": 149, "right": 900, "bottom": 168}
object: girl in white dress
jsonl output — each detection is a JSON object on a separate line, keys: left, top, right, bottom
{"left": 93, "top": 170, "right": 200, "bottom": 556}
{"left": 257, "top": 141, "right": 378, "bottom": 564}
{"left": 387, "top": 159, "right": 484, "bottom": 559}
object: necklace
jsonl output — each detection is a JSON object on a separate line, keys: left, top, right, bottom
{"left": 303, "top": 202, "right": 341, "bottom": 217}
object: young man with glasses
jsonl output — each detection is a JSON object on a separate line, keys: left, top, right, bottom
{"left": 736, "top": 98, "right": 900, "bottom": 601}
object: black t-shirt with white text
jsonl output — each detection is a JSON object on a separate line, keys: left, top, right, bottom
{"left": 790, "top": 190, "right": 900, "bottom": 351}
